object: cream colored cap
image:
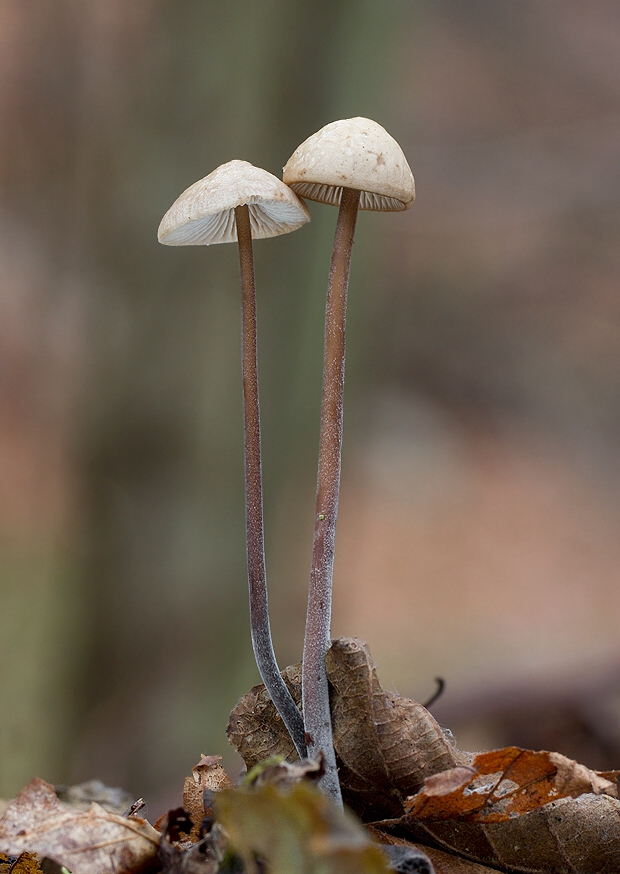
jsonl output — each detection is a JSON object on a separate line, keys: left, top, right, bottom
{"left": 158, "top": 159, "right": 311, "bottom": 245}
{"left": 283, "top": 117, "right": 415, "bottom": 211}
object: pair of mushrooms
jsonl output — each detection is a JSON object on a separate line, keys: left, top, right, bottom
{"left": 158, "top": 117, "right": 415, "bottom": 803}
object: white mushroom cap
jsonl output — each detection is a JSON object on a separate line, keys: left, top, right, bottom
{"left": 158, "top": 159, "right": 311, "bottom": 245}
{"left": 283, "top": 117, "right": 415, "bottom": 211}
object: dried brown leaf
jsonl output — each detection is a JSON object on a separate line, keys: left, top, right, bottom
{"left": 229, "top": 638, "right": 620, "bottom": 871}
{"left": 379, "top": 792, "right": 620, "bottom": 873}
{"left": 183, "top": 754, "right": 233, "bottom": 839}
{"left": 227, "top": 663, "right": 303, "bottom": 767}
{"left": 0, "top": 853, "right": 42, "bottom": 873}
{"left": 373, "top": 748, "right": 620, "bottom": 871}
{"left": 228, "top": 637, "right": 459, "bottom": 820}
{"left": 404, "top": 747, "right": 617, "bottom": 823}
{"left": 327, "top": 638, "right": 460, "bottom": 819}
{"left": 0, "top": 778, "right": 160, "bottom": 874}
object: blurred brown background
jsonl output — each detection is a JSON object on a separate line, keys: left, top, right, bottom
{"left": 1, "top": 0, "right": 620, "bottom": 815}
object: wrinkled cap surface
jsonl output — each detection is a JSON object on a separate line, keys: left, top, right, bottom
{"left": 283, "top": 117, "right": 415, "bottom": 211}
{"left": 158, "top": 160, "right": 311, "bottom": 245}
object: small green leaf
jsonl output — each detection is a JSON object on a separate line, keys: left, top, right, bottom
{"left": 215, "top": 779, "right": 390, "bottom": 874}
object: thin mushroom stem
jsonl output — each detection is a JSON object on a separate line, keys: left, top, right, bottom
{"left": 236, "top": 204, "right": 307, "bottom": 759}
{"left": 303, "top": 186, "right": 361, "bottom": 803}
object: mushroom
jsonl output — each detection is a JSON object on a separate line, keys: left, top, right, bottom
{"left": 283, "top": 118, "right": 414, "bottom": 800}
{"left": 158, "top": 160, "right": 310, "bottom": 758}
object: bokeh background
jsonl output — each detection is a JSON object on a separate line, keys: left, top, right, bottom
{"left": 2, "top": 0, "right": 620, "bottom": 814}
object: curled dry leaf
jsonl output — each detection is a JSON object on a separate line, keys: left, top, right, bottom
{"left": 0, "top": 778, "right": 160, "bottom": 874}
{"left": 228, "top": 663, "right": 303, "bottom": 766}
{"left": 215, "top": 779, "right": 392, "bottom": 874}
{"left": 403, "top": 746, "right": 617, "bottom": 823}
{"left": 327, "top": 638, "right": 460, "bottom": 819}
{"left": 183, "top": 754, "right": 233, "bottom": 839}
{"left": 377, "top": 747, "right": 620, "bottom": 873}
{"left": 387, "top": 793, "right": 620, "bottom": 874}
{"left": 228, "top": 637, "right": 459, "bottom": 819}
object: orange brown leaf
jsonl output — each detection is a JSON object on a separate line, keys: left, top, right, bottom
{"left": 404, "top": 747, "right": 617, "bottom": 823}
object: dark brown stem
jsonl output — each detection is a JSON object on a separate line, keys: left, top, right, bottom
{"left": 302, "top": 186, "right": 360, "bottom": 803}
{"left": 236, "top": 204, "right": 307, "bottom": 759}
